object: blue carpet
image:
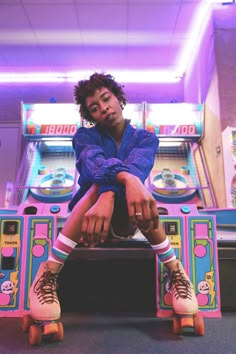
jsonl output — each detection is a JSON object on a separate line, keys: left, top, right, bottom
{"left": 0, "top": 312, "right": 234, "bottom": 354}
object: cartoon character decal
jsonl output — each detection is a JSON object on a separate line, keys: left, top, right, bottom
{"left": 0, "top": 271, "right": 18, "bottom": 306}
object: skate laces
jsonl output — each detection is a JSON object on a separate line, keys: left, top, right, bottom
{"left": 170, "top": 265, "right": 192, "bottom": 300}
{"left": 34, "top": 270, "right": 59, "bottom": 305}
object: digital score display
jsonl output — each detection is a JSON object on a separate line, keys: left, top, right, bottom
{"left": 22, "top": 103, "right": 82, "bottom": 138}
{"left": 159, "top": 125, "right": 197, "bottom": 135}
{"left": 145, "top": 103, "right": 203, "bottom": 138}
{"left": 40, "top": 124, "right": 78, "bottom": 135}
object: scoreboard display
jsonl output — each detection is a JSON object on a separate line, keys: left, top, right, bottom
{"left": 145, "top": 103, "right": 203, "bottom": 139}
{"left": 22, "top": 103, "right": 81, "bottom": 139}
{"left": 159, "top": 124, "right": 197, "bottom": 135}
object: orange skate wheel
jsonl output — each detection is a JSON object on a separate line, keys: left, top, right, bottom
{"left": 22, "top": 314, "right": 33, "bottom": 332}
{"left": 44, "top": 322, "right": 58, "bottom": 335}
{"left": 29, "top": 324, "right": 42, "bottom": 346}
{"left": 173, "top": 315, "right": 182, "bottom": 335}
{"left": 180, "top": 316, "right": 194, "bottom": 329}
{"left": 193, "top": 314, "right": 204, "bottom": 336}
{"left": 51, "top": 322, "right": 64, "bottom": 342}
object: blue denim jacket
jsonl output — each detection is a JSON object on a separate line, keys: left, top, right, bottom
{"left": 69, "top": 120, "right": 159, "bottom": 210}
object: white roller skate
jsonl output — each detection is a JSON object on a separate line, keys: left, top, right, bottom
{"left": 169, "top": 261, "right": 204, "bottom": 336}
{"left": 22, "top": 262, "right": 64, "bottom": 345}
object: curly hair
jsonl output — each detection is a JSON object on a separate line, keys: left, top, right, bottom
{"left": 74, "top": 72, "right": 127, "bottom": 123}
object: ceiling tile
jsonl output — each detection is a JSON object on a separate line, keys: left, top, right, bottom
{"left": 127, "top": 4, "right": 180, "bottom": 32}
{"left": 0, "top": 5, "right": 30, "bottom": 29}
{"left": 76, "top": 3, "right": 128, "bottom": 31}
{"left": 24, "top": 3, "right": 79, "bottom": 29}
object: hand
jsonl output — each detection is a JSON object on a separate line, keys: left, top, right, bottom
{"left": 124, "top": 175, "right": 159, "bottom": 233}
{"left": 81, "top": 191, "right": 114, "bottom": 247}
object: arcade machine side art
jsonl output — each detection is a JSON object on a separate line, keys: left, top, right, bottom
{"left": 0, "top": 214, "right": 57, "bottom": 317}
{"left": 144, "top": 103, "right": 221, "bottom": 319}
{"left": 0, "top": 215, "right": 25, "bottom": 316}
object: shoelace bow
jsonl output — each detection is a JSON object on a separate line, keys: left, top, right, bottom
{"left": 170, "top": 268, "right": 192, "bottom": 300}
{"left": 34, "top": 271, "right": 59, "bottom": 305}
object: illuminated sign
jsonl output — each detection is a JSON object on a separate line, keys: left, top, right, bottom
{"left": 22, "top": 102, "right": 81, "bottom": 139}
{"left": 159, "top": 125, "right": 196, "bottom": 135}
{"left": 40, "top": 124, "right": 78, "bottom": 135}
{"left": 146, "top": 103, "right": 203, "bottom": 138}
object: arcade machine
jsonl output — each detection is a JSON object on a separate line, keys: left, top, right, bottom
{"left": 145, "top": 103, "right": 221, "bottom": 319}
{"left": 0, "top": 102, "right": 81, "bottom": 317}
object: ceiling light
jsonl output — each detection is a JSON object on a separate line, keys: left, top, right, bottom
{"left": 0, "top": 70, "right": 181, "bottom": 84}
{"left": 0, "top": 0, "right": 223, "bottom": 84}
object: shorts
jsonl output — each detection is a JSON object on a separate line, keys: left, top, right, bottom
{"left": 109, "top": 199, "right": 147, "bottom": 241}
{"left": 109, "top": 224, "right": 147, "bottom": 241}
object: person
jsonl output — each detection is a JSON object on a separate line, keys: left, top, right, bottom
{"left": 29, "top": 72, "right": 198, "bottom": 323}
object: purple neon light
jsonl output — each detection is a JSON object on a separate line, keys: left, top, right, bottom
{"left": 0, "top": 1, "right": 220, "bottom": 83}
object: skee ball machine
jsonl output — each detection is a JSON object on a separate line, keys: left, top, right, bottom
{"left": 0, "top": 103, "right": 81, "bottom": 316}
{"left": 145, "top": 103, "right": 221, "bottom": 318}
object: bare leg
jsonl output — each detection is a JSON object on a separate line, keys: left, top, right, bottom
{"left": 30, "top": 184, "right": 100, "bottom": 320}
{"left": 62, "top": 184, "right": 99, "bottom": 241}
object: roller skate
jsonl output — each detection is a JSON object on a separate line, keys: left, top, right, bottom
{"left": 170, "top": 261, "right": 204, "bottom": 336}
{"left": 22, "top": 262, "right": 64, "bottom": 345}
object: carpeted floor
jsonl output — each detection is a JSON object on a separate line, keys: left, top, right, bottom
{"left": 0, "top": 312, "right": 235, "bottom": 354}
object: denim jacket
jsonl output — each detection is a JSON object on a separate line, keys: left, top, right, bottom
{"left": 69, "top": 119, "right": 159, "bottom": 210}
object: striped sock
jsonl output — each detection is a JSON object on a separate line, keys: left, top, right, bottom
{"left": 151, "top": 237, "right": 176, "bottom": 264}
{"left": 48, "top": 233, "right": 77, "bottom": 265}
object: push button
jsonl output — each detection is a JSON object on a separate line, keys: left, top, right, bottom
{"left": 181, "top": 206, "right": 190, "bottom": 214}
{"left": 50, "top": 205, "right": 61, "bottom": 214}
